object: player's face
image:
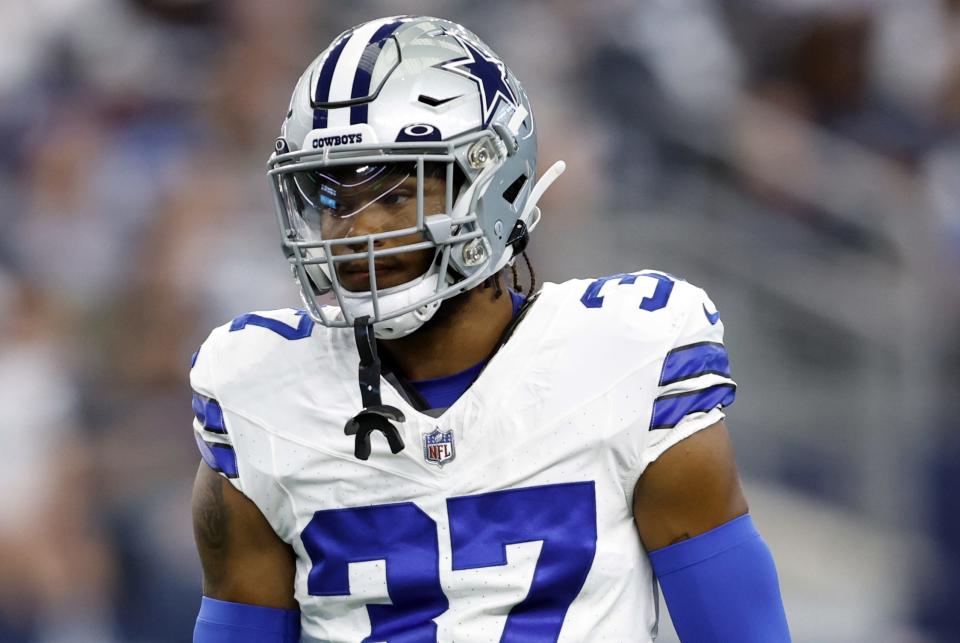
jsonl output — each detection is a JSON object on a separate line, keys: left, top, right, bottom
{"left": 288, "top": 163, "right": 447, "bottom": 292}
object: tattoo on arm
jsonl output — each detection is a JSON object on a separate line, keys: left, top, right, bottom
{"left": 193, "top": 467, "right": 229, "bottom": 593}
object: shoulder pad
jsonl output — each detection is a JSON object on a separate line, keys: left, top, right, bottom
{"left": 190, "top": 308, "right": 336, "bottom": 397}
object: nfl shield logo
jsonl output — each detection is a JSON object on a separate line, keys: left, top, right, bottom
{"left": 422, "top": 428, "right": 455, "bottom": 467}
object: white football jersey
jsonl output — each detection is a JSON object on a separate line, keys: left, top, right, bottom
{"left": 190, "top": 271, "right": 736, "bottom": 643}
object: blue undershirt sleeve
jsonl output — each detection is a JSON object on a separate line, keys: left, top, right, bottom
{"left": 648, "top": 514, "right": 791, "bottom": 642}
{"left": 194, "top": 596, "right": 301, "bottom": 643}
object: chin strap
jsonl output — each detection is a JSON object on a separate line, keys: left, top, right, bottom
{"left": 343, "top": 317, "right": 405, "bottom": 460}
{"left": 519, "top": 160, "right": 565, "bottom": 232}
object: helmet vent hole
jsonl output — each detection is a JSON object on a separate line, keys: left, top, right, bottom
{"left": 502, "top": 174, "right": 528, "bottom": 205}
{"left": 418, "top": 94, "right": 461, "bottom": 107}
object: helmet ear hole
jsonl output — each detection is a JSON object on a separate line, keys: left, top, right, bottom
{"left": 502, "top": 174, "right": 528, "bottom": 206}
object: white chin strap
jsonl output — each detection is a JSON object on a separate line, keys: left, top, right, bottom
{"left": 521, "top": 160, "right": 565, "bottom": 230}
{"left": 337, "top": 270, "right": 448, "bottom": 340}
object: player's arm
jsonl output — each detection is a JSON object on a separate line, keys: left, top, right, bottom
{"left": 633, "top": 420, "right": 791, "bottom": 642}
{"left": 633, "top": 420, "right": 747, "bottom": 549}
{"left": 192, "top": 463, "right": 301, "bottom": 642}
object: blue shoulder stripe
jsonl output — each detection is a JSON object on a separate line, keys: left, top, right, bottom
{"left": 192, "top": 393, "right": 226, "bottom": 434}
{"left": 650, "top": 384, "right": 736, "bottom": 430}
{"left": 659, "top": 342, "right": 731, "bottom": 386}
{"left": 194, "top": 433, "right": 239, "bottom": 478}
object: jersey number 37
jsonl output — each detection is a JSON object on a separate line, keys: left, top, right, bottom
{"left": 300, "top": 481, "right": 597, "bottom": 642}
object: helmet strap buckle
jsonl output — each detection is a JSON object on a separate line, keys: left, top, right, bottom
{"left": 506, "top": 219, "right": 529, "bottom": 257}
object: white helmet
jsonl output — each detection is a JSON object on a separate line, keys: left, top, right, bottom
{"left": 268, "top": 15, "right": 565, "bottom": 339}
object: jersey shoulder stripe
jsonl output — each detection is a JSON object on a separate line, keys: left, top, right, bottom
{"left": 650, "top": 384, "right": 737, "bottom": 430}
{"left": 659, "top": 342, "right": 731, "bottom": 386}
{"left": 192, "top": 393, "right": 226, "bottom": 434}
{"left": 194, "top": 432, "right": 239, "bottom": 478}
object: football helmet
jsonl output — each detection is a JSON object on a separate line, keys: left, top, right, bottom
{"left": 268, "top": 15, "right": 565, "bottom": 339}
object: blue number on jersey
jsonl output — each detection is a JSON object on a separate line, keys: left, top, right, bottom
{"left": 448, "top": 482, "right": 597, "bottom": 642}
{"left": 580, "top": 272, "right": 675, "bottom": 311}
{"left": 302, "top": 502, "right": 448, "bottom": 642}
{"left": 228, "top": 310, "right": 314, "bottom": 340}
{"left": 300, "top": 482, "right": 598, "bottom": 642}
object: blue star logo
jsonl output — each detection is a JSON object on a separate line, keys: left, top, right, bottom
{"left": 436, "top": 35, "right": 519, "bottom": 127}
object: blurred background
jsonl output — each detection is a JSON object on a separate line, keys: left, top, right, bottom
{"left": 1, "top": 0, "right": 958, "bottom": 641}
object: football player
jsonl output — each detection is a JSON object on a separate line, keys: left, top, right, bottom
{"left": 190, "top": 16, "right": 790, "bottom": 642}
